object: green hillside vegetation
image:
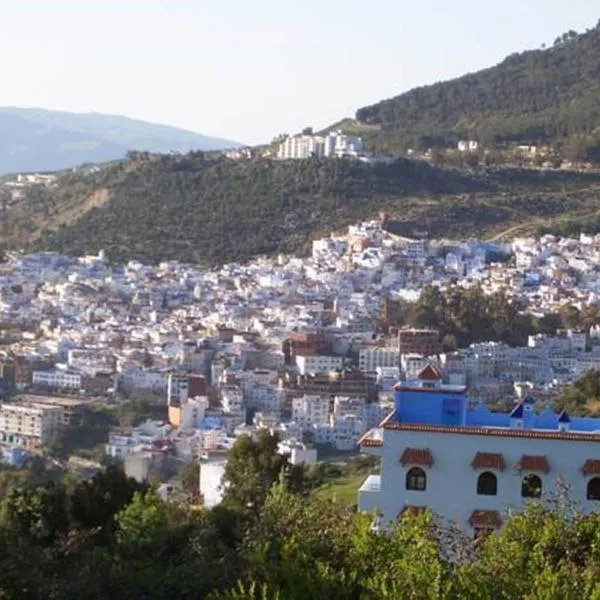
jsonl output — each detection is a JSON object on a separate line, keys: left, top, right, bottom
{"left": 356, "top": 23, "right": 600, "bottom": 155}
{"left": 3, "top": 153, "right": 600, "bottom": 265}
{"left": 0, "top": 432, "right": 599, "bottom": 598}
{"left": 17, "top": 154, "right": 481, "bottom": 265}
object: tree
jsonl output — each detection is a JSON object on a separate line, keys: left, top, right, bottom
{"left": 68, "top": 465, "right": 146, "bottom": 532}
{"left": 221, "top": 430, "right": 289, "bottom": 514}
{"left": 179, "top": 461, "right": 200, "bottom": 499}
{"left": 115, "top": 491, "right": 169, "bottom": 549}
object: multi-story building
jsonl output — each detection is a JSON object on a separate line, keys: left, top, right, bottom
{"left": 245, "top": 384, "right": 283, "bottom": 414}
{"left": 359, "top": 345, "right": 398, "bottom": 374}
{"left": 333, "top": 396, "right": 364, "bottom": 419}
{"left": 398, "top": 329, "right": 442, "bottom": 357}
{"left": 296, "top": 354, "right": 343, "bottom": 375}
{"left": 15, "top": 394, "right": 87, "bottom": 427}
{"left": 220, "top": 385, "right": 244, "bottom": 414}
{"left": 358, "top": 365, "right": 600, "bottom": 536}
{"left": 167, "top": 373, "right": 206, "bottom": 406}
{"left": 292, "top": 394, "right": 329, "bottom": 429}
{"left": 33, "top": 369, "right": 82, "bottom": 391}
{"left": 277, "top": 130, "right": 363, "bottom": 160}
{"left": 0, "top": 402, "right": 63, "bottom": 447}
{"left": 168, "top": 396, "right": 208, "bottom": 430}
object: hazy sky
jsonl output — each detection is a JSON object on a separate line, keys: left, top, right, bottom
{"left": 0, "top": 1, "right": 597, "bottom": 144}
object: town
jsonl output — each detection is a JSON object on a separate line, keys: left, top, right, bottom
{"left": 1, "top": 216, "right": 600, "bottom": 514}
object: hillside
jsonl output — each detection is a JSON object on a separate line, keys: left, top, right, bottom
{"left": 0, "top": 107, "right": 240, "bottom": 175}
{"left": 6, "top": 154, "right": 600, "bottom": 266}
{"left": 355, "top": 23, "right": 600, "bottom": 155}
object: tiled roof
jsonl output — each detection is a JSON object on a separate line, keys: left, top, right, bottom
{"left": 382, "top": 413, "right": 600, "bottom": 443}
{"left": 400, "top": 505, "right": 428, "bottom": 517}
{"left": 361, "top": 438, "right": 383, "bottom": 448}
{"left": 400, "top": 447, "right": 434, "bottom": 467}
{"left": 468, "top": 510, "right": 502, "bottom": 528}
{"left": 471, "top": 452, "right": 505, "bottom": 470}
{"left": 515, "top": 455, "right": 550, "bottom": 473}
{"left": 417, "top": 364, "right": 442, "bottom": 381}
{"left": 582, "top": 459, "right": 600, "bottom": 475}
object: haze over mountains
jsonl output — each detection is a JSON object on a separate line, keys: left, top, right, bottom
{"left": 0, "top": 107, "right": 240, "bottom": 175}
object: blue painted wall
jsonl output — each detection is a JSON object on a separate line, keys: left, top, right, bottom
{"left": 395, "top": 387, "right": 467, "bottom": 425}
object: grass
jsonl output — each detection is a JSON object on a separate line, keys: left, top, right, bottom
{"left": 312, "top": 472, "right": 368, "bottom": 506}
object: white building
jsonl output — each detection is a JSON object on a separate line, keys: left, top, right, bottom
{"left": 200, "top": 459, "right": 227, "bottom": 508}
{"left": 359, "top": 346, "right": 398, "bottom": 373}
{"left": 277, "top": 130, "right": 363, "bottom": 160}
{"left": 296, "top": 354, "right": 343, "bottom": 375}
{"left": 292, "top": 394, "right": 330, "bottom": 429}
{"left": 179, "top": 396, "right": 209, "bottom": 431}
{"left": 357, "top": 367, "right": 600, "bottom": 535}
{"left": 33, "top": 369, "right": 82, "bottom": 390}
{"left": 278, "top": 439, "right": 318, "bottom": 465}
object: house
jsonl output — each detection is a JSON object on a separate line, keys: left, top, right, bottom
{"left": 357, "top": 365, "right": 600, "bottom": 536}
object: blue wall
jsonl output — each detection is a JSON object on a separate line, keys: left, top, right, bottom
{"left": 395, "top": 387, "right": 467, "bottom": 425}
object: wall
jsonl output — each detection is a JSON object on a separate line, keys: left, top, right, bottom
{"left": 372, "top": 428, "right": 600, "bottom": 530}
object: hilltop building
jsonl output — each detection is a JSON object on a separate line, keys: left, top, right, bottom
{"left": 277, "top": 130, "right": 363, "bottom": 160}
{"left": 358, "top": 365, "right": 600, "bottom": 536}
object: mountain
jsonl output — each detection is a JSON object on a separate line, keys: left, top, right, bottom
{"left": 355, "top": 23, "right": 600, "bottom": 155}
{"left": 6, "top": 153, "right": 600, "bottom": 266}
{"left": 0, "top": 107, "right": 240, "bottom": 174}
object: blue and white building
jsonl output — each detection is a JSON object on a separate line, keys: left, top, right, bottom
{"left": 358, "top": 365, "right": 600, "bottom": 536}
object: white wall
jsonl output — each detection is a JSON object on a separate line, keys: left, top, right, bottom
{"left": 369, "top": 427, "right": 600, "bottom": 530}
{"left": 200, "top": 460, "right": 226, "bottom": 508}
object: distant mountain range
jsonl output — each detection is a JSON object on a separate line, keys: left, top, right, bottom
{"left": 0, "top": 107, "right": 240, "bottom": 174}
{"left": 354, "top": 22, "right": 600, "bottom": 155}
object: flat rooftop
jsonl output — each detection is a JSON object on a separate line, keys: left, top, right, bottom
{"left": 14, "top": 394, "right": 89, "bottom": 407}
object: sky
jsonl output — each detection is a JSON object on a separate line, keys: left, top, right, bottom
{"left": 0, "top": 1, "right": 598, "bottom": 145}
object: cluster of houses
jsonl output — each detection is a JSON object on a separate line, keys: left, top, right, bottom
{"left": 1, "top": 218, "right": 600, "bottom": 514}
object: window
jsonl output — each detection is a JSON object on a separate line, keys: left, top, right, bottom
{"left": 521, "top": 474, "right": 542, "bottom": 498}
{"left": 477, "top": 471, "right": 498, "bottom": 496}
{"left": 406, "top": 467, "right": 427, "bottom": 491}
{"left": 587, "top": 477, "right": 600, "bottom": 501}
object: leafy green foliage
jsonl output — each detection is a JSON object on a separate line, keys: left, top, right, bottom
{"left": 5, "top": 152, "right": 600, "bottom": 265}
{"left": 0, "top": 448, "right": 598, "bottom": 597}
{"left": 32, "top": 155, "right": 478, "bottom": 265}
{"left": 222, "top": 429, "right": 311, "bottom": 515}
{"left": 386, "top": 284, "right": 568, "bottom": 348}
{"left": 555, "top": 369, "right": 600, "bottom": 416}
{"left": 356, "top": 24, "right": 600, "bottom": 155}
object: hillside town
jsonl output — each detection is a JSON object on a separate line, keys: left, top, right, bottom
{"left": 1, "top": 219, "right": 600, "bottom": 505}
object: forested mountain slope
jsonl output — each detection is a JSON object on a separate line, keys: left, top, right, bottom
{"left": 356, "top": 23, "right": 600, "bottom": 154}
{"left": 5, "top": 152, "right": 600, "bottom": 266}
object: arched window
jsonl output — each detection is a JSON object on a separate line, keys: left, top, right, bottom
{"left": 477, "top": 471, "right": 498, "bottom": 496}
{"left": 521, "top": 474, "right": 542, "bottom": 498}
{"left": 587, "top": 477, "right": 600, "bottom": 501}
{"left": 406, "top": 467, "right": 427, "bottom": 491}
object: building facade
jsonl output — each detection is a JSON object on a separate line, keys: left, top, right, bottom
{"left": 0, "top": 402, "right": 63, "bottom": 447}
{"left": 358, "top": 365, "right": 600, "bottom": 535}
{"left": 277, "top": 131, "right": 363, "bottom": 160}
{"left": 296, "top": 354, "right": 344, "bottom": 375}
{"left": 33, "top": 369, "right": 82, "bottom": 390}
{"left": 398, "top": 329, "right": 442, "bottom": 357}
